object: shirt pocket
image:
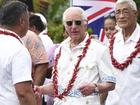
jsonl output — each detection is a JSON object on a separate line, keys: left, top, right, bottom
{"left": 79, "top": 60, "right": 97, "bottom": 71}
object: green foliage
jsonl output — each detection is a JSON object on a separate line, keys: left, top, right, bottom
{"left": 46, "top": 0, "right": 69, "bottom": 43}
{"left": 134, "top": 0, "right": 140, "bottom": 23}
{"left": 48, "top": 24, "right": 64, "bottom": 43}
{"left": 32, "top": 0, "right": 69, "bottom": 43}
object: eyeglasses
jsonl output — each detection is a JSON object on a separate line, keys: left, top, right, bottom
{"left": 115, "top": 9, "right": 130, "bottom": 17}
{"left": 65, "top": 20, "right": 82, "bottom": 26}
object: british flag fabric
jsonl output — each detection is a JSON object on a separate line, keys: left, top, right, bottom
{"left": 71, "top": 0, "right": 116, "bottom": 39}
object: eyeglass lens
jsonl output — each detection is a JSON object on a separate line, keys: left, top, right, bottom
{"left": 66, "top": 20, "right": 82, "bottom": 26}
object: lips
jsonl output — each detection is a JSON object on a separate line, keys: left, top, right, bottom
{"left": 118, "top": 19, "right": 127, "bottom": 23}
{"left": 71, "top": 31, "right": 79, "bottom": 35}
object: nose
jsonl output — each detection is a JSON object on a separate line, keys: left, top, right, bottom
{"left": 118, "top": 11, "right": 126, "bottom": 18}
{"left": 71, "top": 22, "right": 77, "bottom": 27}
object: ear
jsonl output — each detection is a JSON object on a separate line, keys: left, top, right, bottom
{"left": 84, "top": 20, "right": 88, "bottom": 28}
{"left": 19, "top": 15, "right": 25, "bottom": 26}
{"left": 134, "top": 10, "right": 138, "bottom": 17}
{"left": 29, "top": 25, "right": 36, "bottom": 32}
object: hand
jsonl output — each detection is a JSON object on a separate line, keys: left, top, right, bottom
{"left": 78, "top": 83, "right": 96, "bottom": 96}
{"left": 34, "top": 85, "right": 43, "bottom": 96}
{"left": 33, "top": 86, "right": 43, "bottom": 105}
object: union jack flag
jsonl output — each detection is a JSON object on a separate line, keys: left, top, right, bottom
{"left": 71, "top": 0, "right": 116, "bottom": 40}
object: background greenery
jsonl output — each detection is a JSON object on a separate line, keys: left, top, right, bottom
{"left": 0, "top": 0, "right": 140, "bottom": 43}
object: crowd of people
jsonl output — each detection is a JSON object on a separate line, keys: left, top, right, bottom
{"left": 0, "top": 0, "right": 140, "bottom": 105}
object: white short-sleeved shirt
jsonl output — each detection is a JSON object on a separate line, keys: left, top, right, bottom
{"left": 106, "top": 23, "right": 140, "bottom": 105}
{"left": 53, "top": 34, "right": 116, "bottom": 105}
{"left": 0, "top": 28, "right": 32, "bottom": 105}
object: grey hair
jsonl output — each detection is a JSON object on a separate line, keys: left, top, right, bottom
{"left": 116, "top": 0, "right": 137, "bottom": 11}
{"left": 63, "top": 7, "right": 87, "bottom": 22}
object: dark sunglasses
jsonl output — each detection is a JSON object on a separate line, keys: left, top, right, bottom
{"left": 65, "top": 20, "right": 82, "bottom": 26}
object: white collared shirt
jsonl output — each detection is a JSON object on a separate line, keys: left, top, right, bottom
{"left": 0, "top": 28, "right": 32, "bottom": 105}
{"left": 53, "top": 34, "right": 115, "bottom": 105}
{"left": 106, "top": 23, "right": 140, "bottom": 105}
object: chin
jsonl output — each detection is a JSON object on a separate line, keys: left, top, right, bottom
{"left": 118, "top": 24, "right": 128, "bottom": 29}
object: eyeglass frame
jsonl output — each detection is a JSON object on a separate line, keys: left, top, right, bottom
{"left": 63, "top": 19, "right": 87, "bottom": 26}
{"left": 115, "top": 8, "right": 135, "bottom": 17}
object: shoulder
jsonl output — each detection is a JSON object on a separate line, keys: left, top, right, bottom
{"left": 90, "top": 38, "right": 107, "bottom": 50}
{"left": 88, "top": 38, "right": 109, "bottom": 57}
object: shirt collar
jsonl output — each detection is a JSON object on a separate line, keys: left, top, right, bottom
{"left": 61, "top": 32, "right": 90, "bottom": 49}
{"left": 129, "top": 23, "right": 140, "bottom": 42}
{"left": 115, "top": 23, "right": 140, "bottom": 43}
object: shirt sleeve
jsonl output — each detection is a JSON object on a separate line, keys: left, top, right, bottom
{"left": 23, "top": 31, "right": 48, "bottom": 65}
{"left": 98, "top": 48, "right": 116, "bottom": 83}
{"left": 12, "top": 47, "right": 32, "bottom": 84}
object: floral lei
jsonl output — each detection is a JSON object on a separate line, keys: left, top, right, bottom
{"left": 109, "top": 35, "right": 140, "bottom": 70}
{"left": 0, "top": 29, "right": 22, "bottom": 44}
{"left": 53, "top": 36, "right": 92, "bottom": 99}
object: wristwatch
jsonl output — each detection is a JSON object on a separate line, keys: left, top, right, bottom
{"left": 94, "top": 84, "right": 99, "bottom": 93}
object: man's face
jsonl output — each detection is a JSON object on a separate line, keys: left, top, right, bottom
{"left": 115, "top": 2, "right": 137, "bottom": 29}
{"left": 63, "top": 10, "right": 87, "bottom": 41}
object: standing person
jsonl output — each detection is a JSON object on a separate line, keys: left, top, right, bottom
{"left": 100, "top": 14, "right": 118, "bottom": 46}
{"left": 104, "top": 14, "right": 117, "bottom": 40}
{"left": 100, "top": 14, "right": 118, "bottom": 105}
{"left": 22, "top": 30, "right": 48, "bottom": 86}
{"left": 28, "top": 13, "right": 55, "bottom": 105}
{"left": 34, "top": 7, "right": 116, "bottom": 105}
{"left": 105, "top": 0, "right": 140, "bottom": 105}
{"left": 0, "top": 1, "right": 37, "bottom": 105}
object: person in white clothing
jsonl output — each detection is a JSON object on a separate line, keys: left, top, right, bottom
{"left": 105, "top": 0, "right": 140, "bottom": 105}
{"left": 34, "top": 7, "right": 116, "bottom": 105}
{"left": 29, "top": 13, "right": 55, "bottom": 105}
{"left": 0, "top": 1, "right": 37, "bottom": 105}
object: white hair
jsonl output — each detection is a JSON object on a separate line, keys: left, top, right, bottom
{"left": 63, "top": 7, "right": 87, "bottom": 21}
{"left": 116, "top": 0, "right": 137, "bottom": 11}
{"left": 34, "top": 13, "right": 48, "bottom": 27}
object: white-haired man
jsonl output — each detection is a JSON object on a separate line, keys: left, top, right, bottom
{"left": 105, "top": 0, "right": 140, "bottom": 105}
{"left": 34, "top": 7, "right": 116, "bottom": 105}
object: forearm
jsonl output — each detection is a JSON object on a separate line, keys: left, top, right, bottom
{"left": 15, "top": 82, "right": 37, "bottom": 105}
{"left": 34, "top": 63, "right": 48, "bottom": 86}
{"left": 18, "top": 91, "right": 37, "bottom": 105}
{"left": 100, "top": 92, "right": 108, "bottom": 105}
{"left": 96, "top": 82, "right": 115, "bottom": 93}
{"left": 79, "top": 82, "right": 115, "bottom": 96}
{"left": 39, "top": 83, "right": 54, "bottom": 96}
{"left": 97, "top": 82, "right": 115, "bottom": 105}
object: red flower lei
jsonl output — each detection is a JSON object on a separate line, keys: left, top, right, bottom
{"left": 0, "top": 29, "right": 22, "bottom": 44}
{"left": 53, "top": 36, "right": 92, "bottom": 99}
{"left": 109, "top": 35, "right": 140, "bottom": 70}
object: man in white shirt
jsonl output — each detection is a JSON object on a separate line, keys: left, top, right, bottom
{"left": 34, "top": 7, "right": 116, "bottom": 105}
{"left": 0, "top": 1, "right": 37, "bottom": 105}
{"left": 105, "top": 0, "right": 140, "bottom": 105}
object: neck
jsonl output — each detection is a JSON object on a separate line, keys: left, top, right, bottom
{"left": 70, "top": 35, "right": 86, "bottom": 48}
{"left": 2, "top": 25, "right": 23, "bottom": 38}
{"left": 122, "top": 24, "right": 136, "bottom": 41}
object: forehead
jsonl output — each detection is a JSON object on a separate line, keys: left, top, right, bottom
{"left": 105, "top": 19, "right": 116, "bottom": 25}
{"left": 64, "top": 9, "right": 83, "bottom": 20}
{"left": 116, "top": 2, "right": 131, "bottom": 11}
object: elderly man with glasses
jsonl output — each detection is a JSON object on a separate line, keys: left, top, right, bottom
{"left": 34, "top": 7, "right": 116, "bottom": 105}
{"left": 105, "top": 0, "right": 140, "bottom": 105}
